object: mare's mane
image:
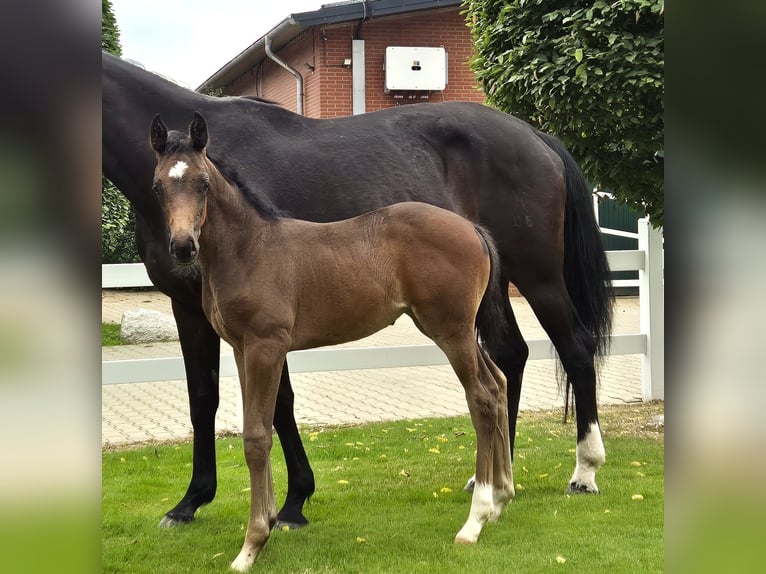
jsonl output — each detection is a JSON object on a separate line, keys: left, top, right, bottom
{"left": 164, "top": 131, "right": 285, "bottom": 221}
{"left": 239, "top": 95, "right": 281, "bottom": 106}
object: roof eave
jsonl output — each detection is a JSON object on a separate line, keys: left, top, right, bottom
{"left": 196, "top": 17, "right": 302, "bottom": 92}
{"left": 196, "top": 0, "right": 463, "bottom": 92}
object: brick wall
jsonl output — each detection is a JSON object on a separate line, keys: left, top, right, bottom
{"left": 356, "top": 8, "right": 485, "bottom": 115}
{"left": 224, "top": 7, "right": 484, "bottom": 118}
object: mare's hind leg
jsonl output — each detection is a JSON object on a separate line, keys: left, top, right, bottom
{"left": 519, "top": 278, "right": 605, "bottom": 493}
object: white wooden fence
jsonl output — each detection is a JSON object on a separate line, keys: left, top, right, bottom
{"left": 102, "top": 219, "right": 664, "bottom": 400}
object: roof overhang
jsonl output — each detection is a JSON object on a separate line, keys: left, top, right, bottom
{"left": 197, "top": 0, "right": 462, "bottom": 92}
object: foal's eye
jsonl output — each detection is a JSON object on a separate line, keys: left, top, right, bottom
{"left": 152, "top": 183, "right": 161, "bottom": 196}
{"left": 202, "top": 180, "right": 210, "bottom": 192}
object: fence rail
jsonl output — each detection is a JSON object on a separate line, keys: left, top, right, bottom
{"left": 102, "top": 219, "right": 664, "bottom": 400}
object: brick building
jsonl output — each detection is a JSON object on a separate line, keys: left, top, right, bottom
{"left": 199, "top": 0, "right": 485, "bottom": 118}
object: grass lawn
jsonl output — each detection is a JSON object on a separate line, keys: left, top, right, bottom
{"left": 102, "top": 403, "right": 663, "bottom": 573}
{"left": 102, "top": 322, "right": 122, "bottom": 346}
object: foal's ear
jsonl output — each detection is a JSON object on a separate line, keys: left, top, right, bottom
{"left": 189, "top": 111, "right": 208, "bottom": 151}
{"left": 150, "top": 114, "right": 168, "bottom": 154}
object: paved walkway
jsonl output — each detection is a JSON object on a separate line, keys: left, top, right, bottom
{"left": 102, "top": 290, "right": 643, "bottom": 447}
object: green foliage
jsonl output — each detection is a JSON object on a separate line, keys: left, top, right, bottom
{"left": 103, "top": 406, "right": 663, "bottom": 573}
{"left": 102, "top": 0, "right": 122, "bottom": 56}
{"left": 201, "top": 85, "right": 224, "bottom": 97}
{"left": 102, "top": 177, "right": 139, "bottom": 264}
{"left": 465, "top": 0, "right": 664, "bottom": 226}
{"left": 102, "top": 3, "right": 136, "bottom": 263}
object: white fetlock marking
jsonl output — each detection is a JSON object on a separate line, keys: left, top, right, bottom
{"left": 455, "top": 482, "right": 494, "bottom": 544}
{"left": 463, "top": 474, "right": 476, "bottom": 492}
{"left": 490, "top": 483, "right": 515, "bottom": 520}
{"left": 231, "top": 552, "right": 255, "bottom": 572}
{"left": 230, "top": 548, "right": 255, "bottom": 572}
{"left": 569, "top": 422, "right": 605, "bottom": 491}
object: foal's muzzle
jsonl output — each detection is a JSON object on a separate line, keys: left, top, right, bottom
{"left": 169, "top": 235, "right": 199, "bottom": 264}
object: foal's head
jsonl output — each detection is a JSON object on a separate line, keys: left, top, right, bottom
{"left": 150, "top": 112, "right": 211, "bottom": 265}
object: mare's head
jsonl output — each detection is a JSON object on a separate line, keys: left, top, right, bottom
{"left": 150, "top": 112, "right": 210, "bottom": 265}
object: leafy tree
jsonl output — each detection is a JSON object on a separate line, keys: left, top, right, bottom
{"left": 465, "top": 0, "right": 664, "bottom": 227}
{"left": 102, "top": 0, "right": 139, "bottom": 263}
{"left": 102, "top": 0, "right": 122, "bottom": 56}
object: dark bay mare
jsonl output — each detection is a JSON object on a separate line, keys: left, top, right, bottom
{"left": 151, "top": 112, "right": 515, "bottom": 569}
{"left": 102, "top": 52, "right": 613, "bottom": 530}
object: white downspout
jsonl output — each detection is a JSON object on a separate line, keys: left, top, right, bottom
{"left": 264, "top": 34, "right": 304, "bottom": 115}
{"left": 352, "top": 39, "right": 366, "bottom": 115}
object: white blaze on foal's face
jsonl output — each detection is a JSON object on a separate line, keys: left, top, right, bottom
{"left": 168, "top": 160, "right": 189, "bottom": 180}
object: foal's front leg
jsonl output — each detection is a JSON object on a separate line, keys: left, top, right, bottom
{"left": 231, "top": 341, "right": 287, "bottom": 573}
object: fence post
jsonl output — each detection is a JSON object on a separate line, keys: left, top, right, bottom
{"left": 638, "top": 218, "right": 664, "bottom": 400}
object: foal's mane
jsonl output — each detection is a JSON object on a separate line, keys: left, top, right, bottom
{"left": 207, "top": 154, "right": 285, "bottom": 221}
{"left": 166, "top": 131, "right": 285, "bottom": 220}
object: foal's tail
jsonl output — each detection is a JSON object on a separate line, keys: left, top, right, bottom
{"left": 474, "top": 226, "right": 511, "bottom": 355}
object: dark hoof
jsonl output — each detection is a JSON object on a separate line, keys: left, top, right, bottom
{"left": 274, "top": 519, "right": 308, "bottom": 531}
{"left": 158, "top": 512, "right": 195, "bottom": 528}
{"left": 567, "top": 481, "right": 599, "bottom": 494}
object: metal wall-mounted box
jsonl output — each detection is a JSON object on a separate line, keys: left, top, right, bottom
{"left": 384, "top": 46, "right": 447, "bottom": 91}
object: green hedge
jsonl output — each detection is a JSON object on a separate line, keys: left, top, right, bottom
{"left": 465, "top": 0, "right": 664, "bottom": 226}
{"left": 102, "top": 177, "right": 139, "bottom": 264}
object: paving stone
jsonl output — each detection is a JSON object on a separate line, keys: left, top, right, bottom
{"left": 102, "top": 291, "right": 646, "bottom": 446}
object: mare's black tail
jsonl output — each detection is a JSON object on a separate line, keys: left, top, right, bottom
{"left": 474, "top": 226, "right": 511, "bottom": 355}
{"left": 533, "top": 130, "right": 614, "bottom": 417}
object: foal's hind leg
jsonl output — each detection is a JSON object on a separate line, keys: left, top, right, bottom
{"left": 520, "top": 279, "right": 605, "bottom": 493}
{"left": 465, "top": 279, "right": 528, "bottom": 493}
{"left": 477, "top": 348, "right": 514, "bottom": 518}
{"left": 435, "top": 334, "right": 501, "bottom": 544}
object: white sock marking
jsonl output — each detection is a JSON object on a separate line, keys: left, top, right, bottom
{"left": 570, "top": 422, "right": 605, "bottom": 491}
{"left": 455, "top": 482, "right": 494, "bottom": 544}
{"left": 168, "top": 160, "right": 188, "bottom": 180}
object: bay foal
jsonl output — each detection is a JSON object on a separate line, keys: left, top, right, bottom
{"left": 150, "top": 112, "right": 514, "bottom": 570}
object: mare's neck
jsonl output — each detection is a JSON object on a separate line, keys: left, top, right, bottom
{"left": 102, "top": 54, "right": 205, "bottom": 212}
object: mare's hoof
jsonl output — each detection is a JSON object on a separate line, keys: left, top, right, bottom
{"left": 567, "top": 481, "right": 599, "bottom": 494}
{"left": 158, "top": 514, "right": 193, "bottom": 528}
{"left": 274, "top": 519, "right": 308, "bottom": 531}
